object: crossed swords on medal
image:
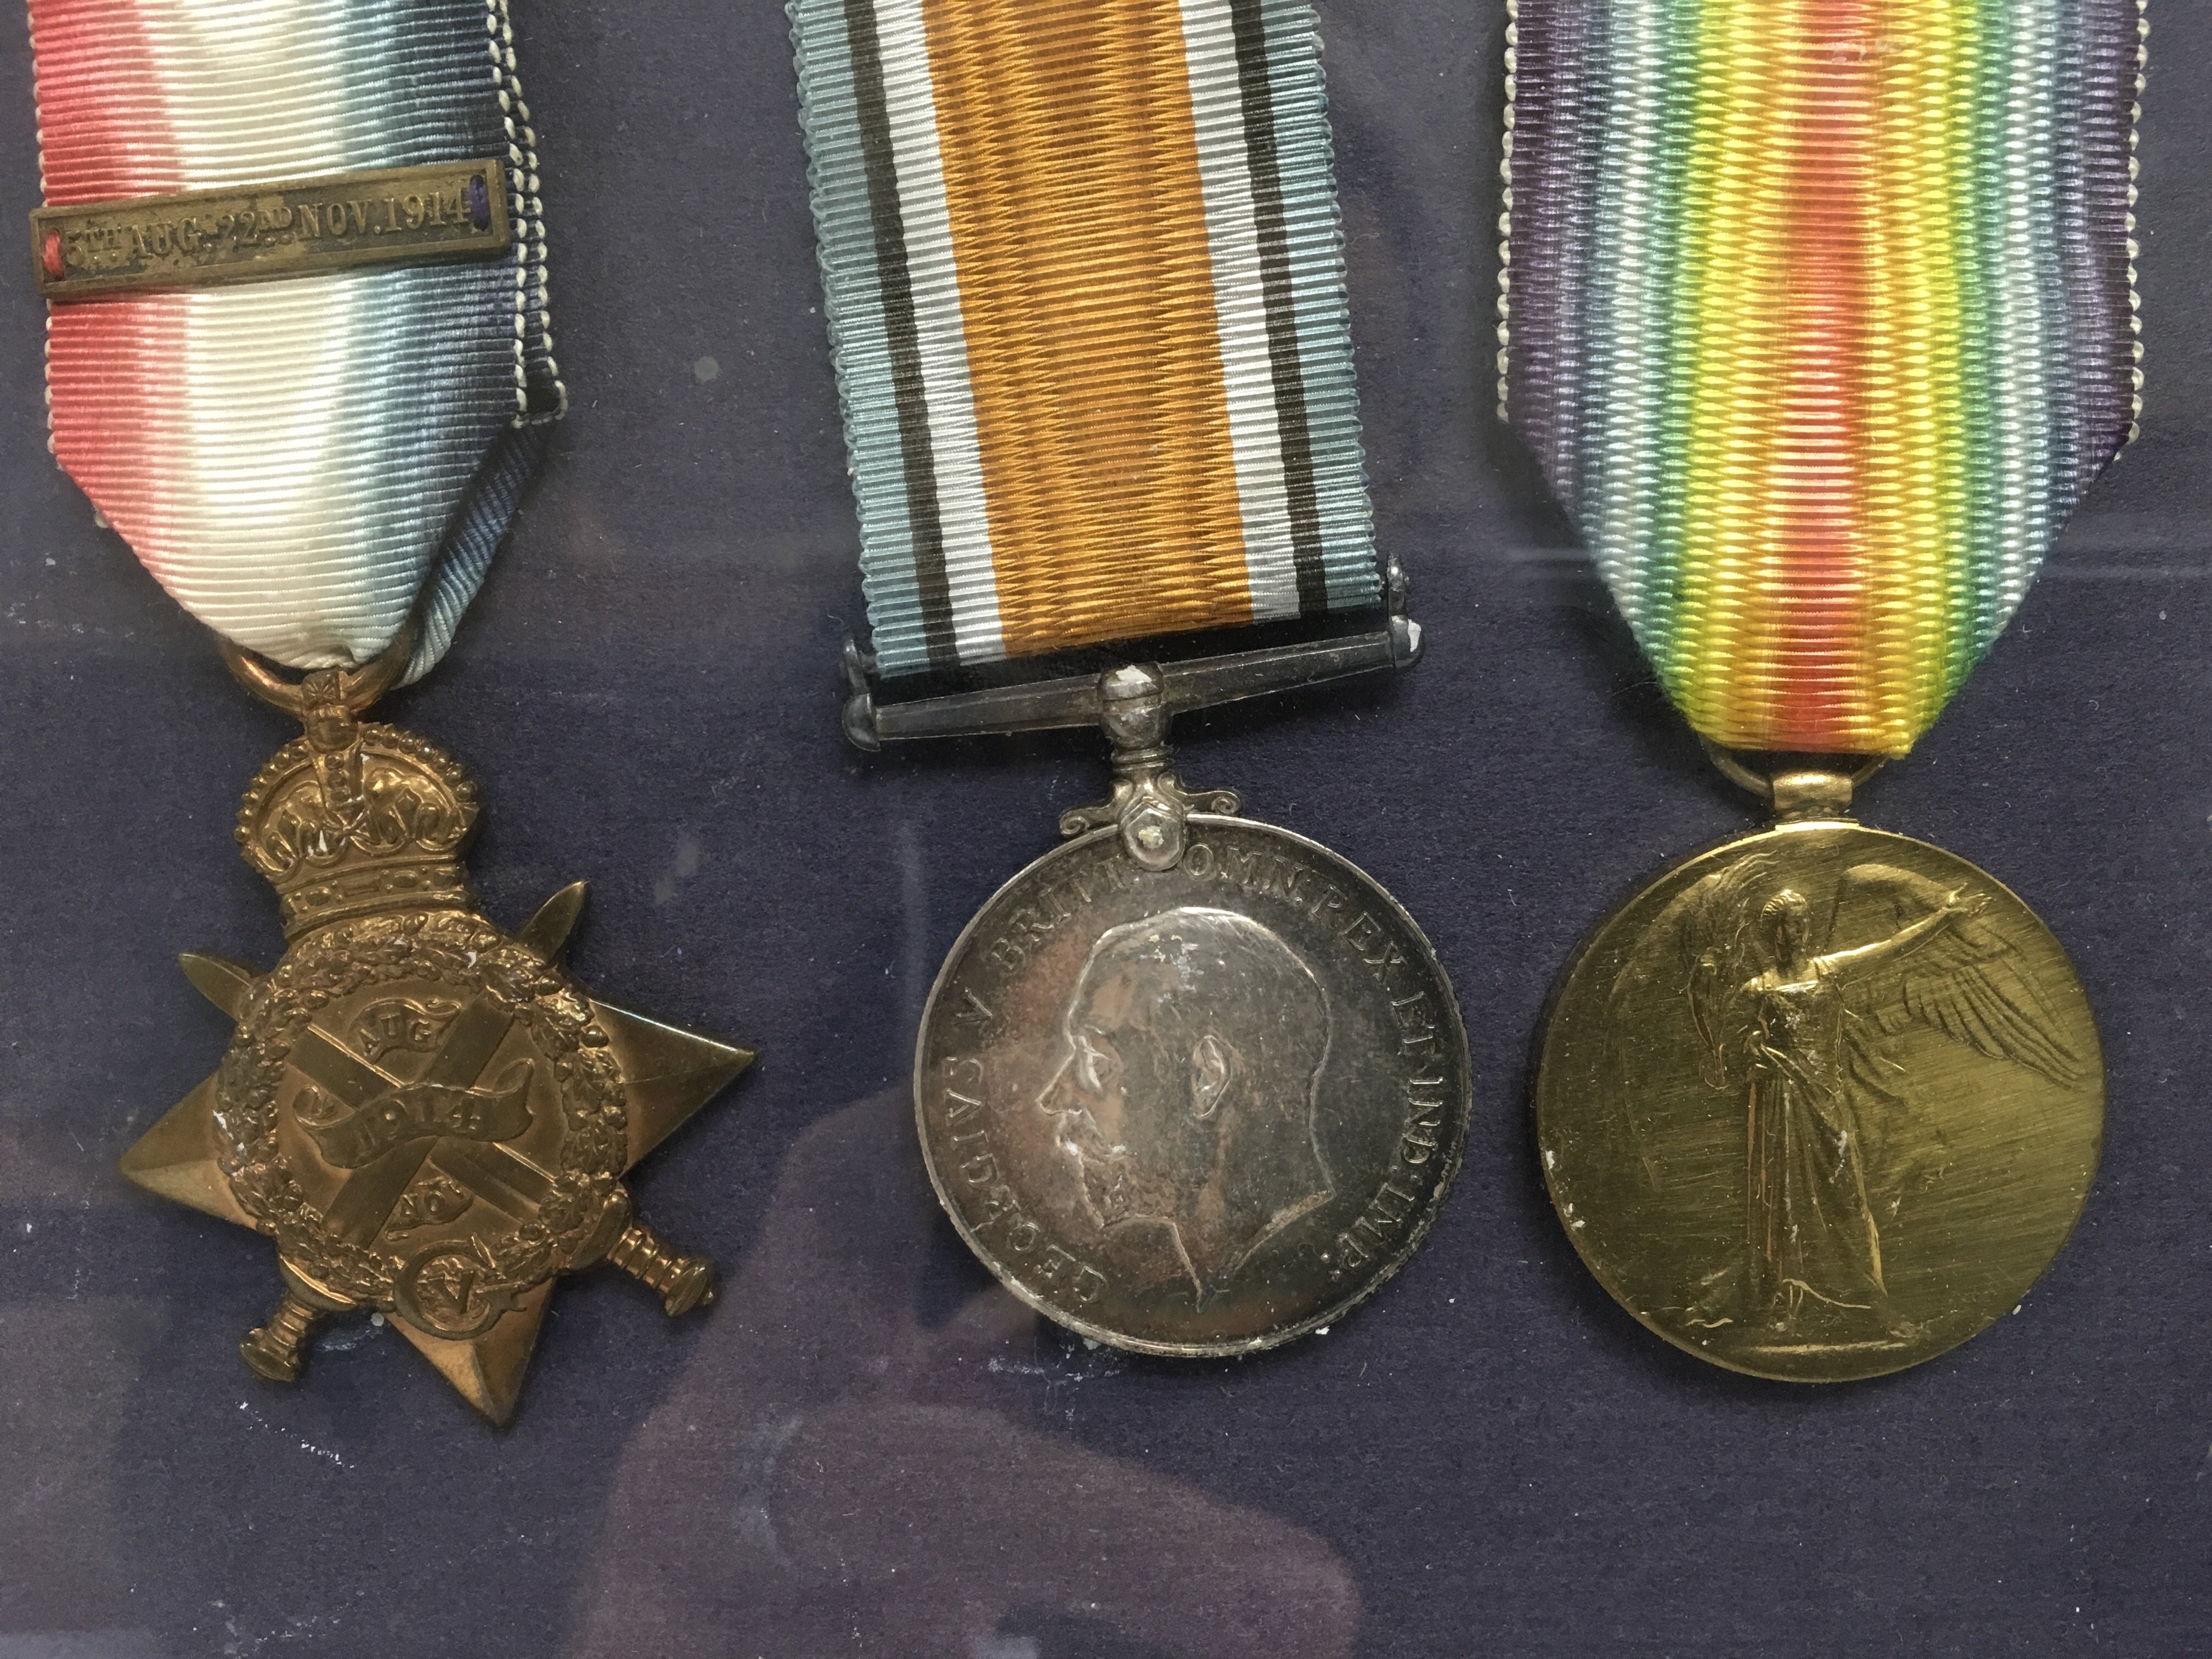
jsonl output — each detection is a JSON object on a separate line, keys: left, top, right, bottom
{"left": 279, "top": 981, "right": 552, "bottom": 1249}
{"left": 121, "top": 884, "right": 754, "bottom": 1424}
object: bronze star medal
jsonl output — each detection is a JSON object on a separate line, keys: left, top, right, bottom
{"left": 119, "top": 646, "right": 753, "bottom": 1424}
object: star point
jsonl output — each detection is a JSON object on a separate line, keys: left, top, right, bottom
{"left": 386, "top": 1279, "right": 555, "bottom": 1427}
{"left": 120, "top": 898, "right": 752, "bottom": 1425}
{"left": 118, "top": 1074, "right": 256, "bottom": 1231}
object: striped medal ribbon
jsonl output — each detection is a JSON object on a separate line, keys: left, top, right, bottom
{"left": 58, "top": 4, "right": 761, "bottom": 1419}
{"left": 1521, "top": 3, "right": 2135, "bottom": 1383}
{"left": 793, "top": 2, "right": 1469, "bottom": 1359}
{"left": 1502, "top": 0, "right": 2146, "bottom": 757}
{"left": 30, "top": 0, "right": 562, "bottom": 680}
{"left": 793, "top": 0, "right": 1381, "bottom": 681}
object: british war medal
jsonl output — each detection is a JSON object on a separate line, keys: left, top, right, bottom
{"left": 1502, "top": 0, "right": 2144, "bottom": 1378}
{"left": 32, "top": 0, "right": 752, "bottom": 1423}
{"left": 792, "top": 0, "right": 1471, "bottom": 1355}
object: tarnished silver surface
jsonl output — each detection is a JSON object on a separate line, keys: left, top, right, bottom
{"left": 917, "top": 815, "right": 1470, "bottom": 1356}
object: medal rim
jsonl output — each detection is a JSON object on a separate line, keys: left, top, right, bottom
{"left": 1533, "top": 815, "right": 2107, "bottom": 1384}
{"left": 915, "top": 812, "right": 1473, "bottom": 1359}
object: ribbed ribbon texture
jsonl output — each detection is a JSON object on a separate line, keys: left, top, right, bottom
{"left": 31, "top": 0, "right": 563, "bottom": 680}
{"left": 1502, "top": 0, "right": 2145, "bottom": 755}
{"left": 793, "top": 0, "right": 1379, "bottom": 679}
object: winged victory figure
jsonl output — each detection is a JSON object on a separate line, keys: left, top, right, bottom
{"left": 1610, "top": 859, "right": 2086, "bottom": 1342}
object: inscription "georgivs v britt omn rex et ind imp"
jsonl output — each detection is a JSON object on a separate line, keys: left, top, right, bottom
{"left": 32, "top": 160, "right": 512, "bottom": 300}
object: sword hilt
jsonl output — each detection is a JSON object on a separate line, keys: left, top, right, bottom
{"left": 606, "top": 1220, "right": 718, "bottom": 1316}
{"left": 240, "top": 1290, "right": 325, "bottom": 1382}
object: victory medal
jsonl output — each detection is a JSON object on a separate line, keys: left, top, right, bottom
{"left": 1501, "top": 0, "right": 2142, "bottom": 1379}
{"left": 1535, "top": 789, "right": 2102, "bottom": 1383}
{"left": 30, "top": 0, "right": 752, "bottom": 1421}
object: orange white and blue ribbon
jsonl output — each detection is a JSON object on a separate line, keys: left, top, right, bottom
{"left": 29, "top": 0, "right": 562, "bottom": 680}
{"left": 792, "top": 0, "right": 1379, "bottom": 678}
{"left": 1501, "top": 0, "right": 2146, "bottom": 755}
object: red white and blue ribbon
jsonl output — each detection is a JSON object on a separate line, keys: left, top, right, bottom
{"left": 29, "top": 0, "right": 563, "bottom": 680}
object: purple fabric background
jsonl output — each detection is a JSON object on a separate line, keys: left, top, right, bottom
{"left": 0, "top": 4, "right": 2204, "bottom": 1655}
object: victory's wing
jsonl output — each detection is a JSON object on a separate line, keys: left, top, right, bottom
{"left": 1601, "top": 855, "right": 1773, "bottom": 1179}
{"left": 1826, "top": 864, "right": 2085, "bottom": 1086}
{"left": 1657, "top": 854, "right": 1772, "bottom": 1087}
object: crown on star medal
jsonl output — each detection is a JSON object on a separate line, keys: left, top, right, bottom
{"left": 234, "top": 675, "right": 481, "bottom": 936}
{"left": 121, "top": 654, "right": 756, "bottom": 1425}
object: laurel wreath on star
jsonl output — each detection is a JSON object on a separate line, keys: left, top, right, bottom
{"left": 213, "top": 909, "right": 629, "bottom": 1310}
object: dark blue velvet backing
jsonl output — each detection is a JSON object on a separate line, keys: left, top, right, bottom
{"left": 0, "top": 5, "right": 2204, "bottom": 1655}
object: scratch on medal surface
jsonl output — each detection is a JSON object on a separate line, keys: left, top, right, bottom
{"left": 236, "top": 1399, "right": 349, "bottom": 1470}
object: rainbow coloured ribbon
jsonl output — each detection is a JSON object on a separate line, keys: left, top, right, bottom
{"left": 29, "top": 0, "right": 562, "bottom": 681}
{"left": 792, "top": 0, "right": 1379, "bottom": 679}
{"left": 1501, "top": 0, "right": 2146, "bottom": 756}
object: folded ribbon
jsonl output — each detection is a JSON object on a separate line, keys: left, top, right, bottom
{"left": 1502, "top": 0, "right": 2145, "bottom": 755}
{"left": 793, "top": 0, "right": 1380, "bottom": 678}
{"left": 30, "top": 0, "right": 563, "bottom": 680}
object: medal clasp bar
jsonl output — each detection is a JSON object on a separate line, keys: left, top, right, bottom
{"left": 32, "top": 159, "right": 512, "bottom": 302}
{"left": 843, "top": 562, "right": 1421, "bottom": 870}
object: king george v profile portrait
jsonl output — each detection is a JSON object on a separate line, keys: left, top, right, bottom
{"left": 1036, "top": 907, "right": 1335, "bottom": 1304}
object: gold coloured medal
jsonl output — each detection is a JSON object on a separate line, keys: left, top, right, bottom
{"left": 119, "top": 643, "right": 752, "bottom": 1424}
{"left": 1500, "top": 0, "right": 2142, "bottom": 1373}
{"left": 1536, "top": 769, "right": 2101, "bottom": 1382}
{"left": 27, "top": 0, "right": 749, "bottom": 1421}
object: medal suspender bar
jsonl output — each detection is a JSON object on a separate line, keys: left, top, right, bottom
{"left": 36, "top": 0, "right": 754, "bottom": 1424}
{"left": 1503, "top": 0, "right": 2146, "bottom": 1381}
{"left": 793, "top": 0, "right": 1471, "bottom": 1356}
